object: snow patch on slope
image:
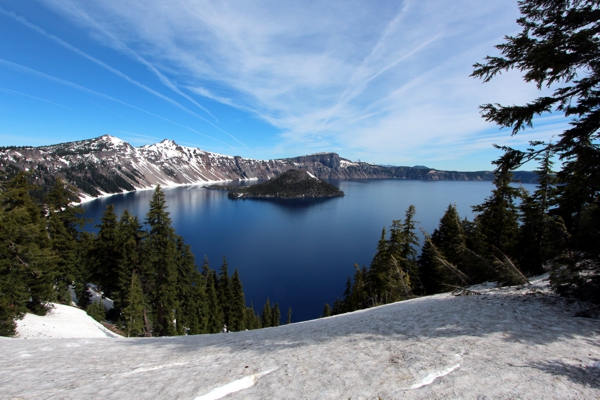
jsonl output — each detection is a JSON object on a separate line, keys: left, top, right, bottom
{"left": 15, "top": 303, "right": 120, "bottom": 339}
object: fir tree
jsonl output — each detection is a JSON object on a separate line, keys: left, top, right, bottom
{"left": 113, "top": 210, "right": 145, "bottom": 325}
{"left": 322, "top": 303, "right": 332, "bottom": 317}
{"left": 121, "top": 271, "right": 145, "bottom": 337}
{"left": 229, "top": 269, "right": 246, "bottom": 332}
{"left": 46, "top": 178, "right": 86, "bottom": 303}
{"left": 217, "top": 257, "right": 232, "bottom": 329}
{"left": 89, "top": 204, "right": 120, "bottom": 299}
{"left": 472, "top": 163, "right": 521, "bottom": 257}
{"left": 202, "top": 259, "right": 222, "bottom": 334}
{"left": 286, "top": 306, "right": 292, "bottom": 324}
{"left": 472, "top": 0, "right": 600, "bottom": 299}
{"left": 86, "top": 299, "right": 106, "bottom": 322}
{"left": 271, "top": 302, "right": 281, "bottom": 327}
{"left": 144, "top": 186, "right": 179, "bottom": 336}
{"left": 0, "top": 173, "right": 55, "bottom": 335}
{"left": 261, "top": 298, "right": 272, "bottom": 327}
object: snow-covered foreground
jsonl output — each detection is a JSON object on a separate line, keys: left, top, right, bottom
{"left": 2, "top": 276, "right": 600, "bottom": 399}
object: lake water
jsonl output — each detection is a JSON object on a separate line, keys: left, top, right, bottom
{"left": 81, "top": 179, "right": 537, "bottom": 322}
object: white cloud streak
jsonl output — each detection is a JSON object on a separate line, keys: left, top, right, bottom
{"left": 33, "top": 0, "right": 564, "bottom": 167}
{"left": 0, "top": 59, "right": 232, "bottom": 148}
{"left": 0, "top": 6, "right": 250, "bottom": 150}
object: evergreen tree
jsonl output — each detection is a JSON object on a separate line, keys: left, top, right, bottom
{"left": 322, "top": 303, "right": 332, "bottom": 317}
{"left": 261, "top": 298, "right": 272, "bottom": 327}
{"left": 401, "top": 205, "right": 420, "bottom": 288}
{"left": 174, "top": 236, "right": 198, "bottom": 335}
{"left": 517, "top": 147, "right": 566, "bottom": 274}
{"left": 202, "top": 259, "right": 222, "bottom": 333}
{"left": 113, "top": 210, "right": 145, "bottom": 325}
{"left": 217, "top": 257, "right": 232, "bottom": 329}
{"left": 89, "top": 205, "right": 120, "bottom": 299}
{"left": 271, "top": 302, "right": 281, "bottom": 327}
{"left": 86, "top": 299, "right": 106, "bottom": 322}
{"left": 187, "top": 269, "right": 209, "bottom": 335}
{"left": 144, "top": 186, "right": 179, "bottom": 336}
{"left": 286, "top": 306, "right": 292, "bottom": 324}
{"left": 472, "top": 164, "right": 521, "bottom": 257}
{"left": 245, "top": 301, "right": 260, "bottom": 330}
{"left": 367, "top": 228, "right": 389, "bottom": 305}
{"left": 472, "top": 0, "right": 600, "bottom": 299}
{"left": 121, "top": 271, "right": 145, "bottom": 337}
{"left": 229, "top": 269, "right": 246, "bottom": 332}
{"left": 46, "top": 178, "right": 86, "bottom": 303}
{"left": 0, "top": 173, "right": 55, "bottom": 335}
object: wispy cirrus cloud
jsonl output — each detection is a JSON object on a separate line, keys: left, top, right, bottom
{"left": 0, "top": 58, "right": 233, "bottom": 148}
{"left": 34, "top": 0, "right": 559, "bottom": 167}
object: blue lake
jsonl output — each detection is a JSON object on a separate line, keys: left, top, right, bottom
{"left": 81, "top": 179, "right": 537, "bottom": 322}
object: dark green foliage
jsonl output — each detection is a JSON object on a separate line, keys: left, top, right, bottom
{"left": 229, "top": 269, "right": 246, "bottom": 332}
{"left": 217, "top": 257, "right": 232, "bottom": 329}
{"left": 46, "top": 178, "right": 86, "bottom": 303}
{"left": 259, "top": 298, "right": 283, "bottom": 328}
{"left": 0, "top": 173, "right": 56, "bottom": 335}
{"left": 203, "top": 262, "right": 223, "bottom": 334}
{"left": 90, "top": 205, "right": 120, "bottom": 298}
{"left": 0, "top": 175, "right": 267, "bottom": 336}
{"left": 332, "top": 206, "right": 420, "bottom": 315}
{"left": 86, "top": 300, "right": 106, "bottom": 323}
{"left": 472, "top": 164, "right": 521, "bottom": 257}
{"left": 472, "top": 0, "right": 600, "bottom": 299}
{"left": 145, "top": 186, "right": 179, "bottom": 336}
{"left": 322, "top": 303, "right": 332, "bottom": 317}
{"left": 272, "top": 302, "right": 281, "bottom": 327}
{"left": 121, "top": 271, "right": 146, "bottom": 337}
{"left": 286, "top": 306, "right": 292, "bottom": 324}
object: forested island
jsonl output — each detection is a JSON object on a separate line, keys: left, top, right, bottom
{"left": 208, "top": 169, "right": 344, "bottom": 199}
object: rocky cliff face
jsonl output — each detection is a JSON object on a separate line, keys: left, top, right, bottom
{"left": 0, "top": 135, "right": 537, "bottom": 201}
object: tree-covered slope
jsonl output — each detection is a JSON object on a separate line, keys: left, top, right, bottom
{"left": 226, "top": 169, "right": 344, "bottom": 199}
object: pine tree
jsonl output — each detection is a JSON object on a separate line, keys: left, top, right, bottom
{"left": 271, "top": 302, "right": 281, "bottom": 327}
{"left": 367, "top": 228, "right": 389, "bottom": 305}
{"left": 113, "top": 210, "right": 145, "bottom": 325}
{"left": 217, "top": 257, "right": 232, "bottom": 330}
{"left": 144, "top": 186, "right": 179, "bottom": 336}
{"left": 229, "top": 269, "right": 246, "bottom": 332}
{"left": 471, "top": 0, "right": 600, "bottom": 299}
{"left": 286, "top": 306, "right": 292, "bottom": 324}
{"left": 86, "top": 299, "right": 106, "bottom": 322}
{"left": 261, "top": 298, "right": 272, "bottom": 327}
{"left": 174, "top": 236, "right": 198, "bottom": 335}
{"left": 0, "top": 173, "right": 55, "bottom": 335}
{"left": 202, "top": 259, "right": 222, "bottom": 333}
{"left": 472, "top": 164, "right": 521, "bottom": 258}
{"left": 46, "top": 178, "right": 86, "bottom": 303}
{"left": 121, "top": 271, "right": 145, "bottom": 337}
{"left": 245, "top": 301, "right": 260, "bottom": 330}
{"left": 89, "top": 205, "right": 120, "bottom": 299}
{"left": 322, "top": 303, "right": 332, "bottom": 317}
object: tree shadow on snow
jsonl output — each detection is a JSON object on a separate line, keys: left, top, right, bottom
{"left": 116, "top": 290, "right": 600, "bottom": 357}
{"left": 530, "top": 359, "right": 600, "bottom": 389}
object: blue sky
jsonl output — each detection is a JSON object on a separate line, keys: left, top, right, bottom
{"left": 0, "top": 0, "right": 568, "bottom": 170}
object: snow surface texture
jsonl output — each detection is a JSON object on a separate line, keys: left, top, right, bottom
{"left": 2, "top": 276, "right": 600, "bottom": 399}
{"left": 15, "top": 303, "right": 119, "bottom": 339}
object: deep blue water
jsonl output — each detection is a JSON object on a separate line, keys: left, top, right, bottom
{"left": 81, "top": 179, "right": 537, "bottom": 322}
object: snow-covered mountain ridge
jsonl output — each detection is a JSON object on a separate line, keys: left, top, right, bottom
{"left": 3, "top": 275, "right": 599, "bottom": 398}
{"left": 0, "top": 135, "right": 537, "bottom": 201}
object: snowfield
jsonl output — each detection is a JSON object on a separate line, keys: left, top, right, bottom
{"left": 2, "top": 275, "right": 600, "bottom": 399}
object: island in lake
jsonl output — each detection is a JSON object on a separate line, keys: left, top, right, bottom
{"left": 207, "top": 169, "right": 345, "bottom": 199}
